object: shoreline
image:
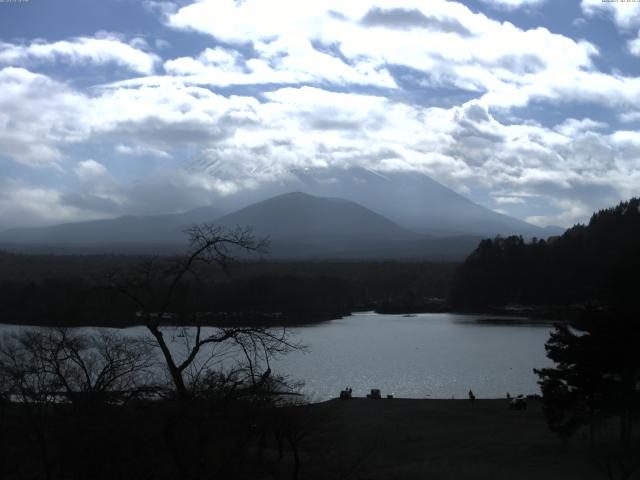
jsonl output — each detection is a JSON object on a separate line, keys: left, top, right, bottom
{"left": 0, "top": 307, "right": 569, "bottom": 329}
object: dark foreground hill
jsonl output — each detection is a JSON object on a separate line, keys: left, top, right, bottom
{"left": 1, "top": 397, "right": 602, "bottom": 480}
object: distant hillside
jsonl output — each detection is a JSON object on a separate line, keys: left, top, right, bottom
{"left": 0, "top": 192, "right": 483, "bottom": 259}
{"left": 449, "top": 198, "right": 640, "bottom": 309}
{"left": 0, "top": 206, "right": 223, "bottom": 252}
{"left": 213, "top": 192, "right": 481, "bottom": 260}
{"left": 215, "top": 191, "right": 410, "bottom": 240}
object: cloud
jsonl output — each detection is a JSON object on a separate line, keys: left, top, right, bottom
{"left": 163, "top": 86, "right": 634, "bottom": 226}
{"left": 115, "top": 144, "right": 171, "bottom": 158}
{"left": 164, "top": 0, "right": 600, "bottom": 110}
{"left": 0, "top": 36, "right": 159, "bottom": 74}
{"left": 526, "top": 199, "right": 594, "bottom": 228}
{"left": 360, "top": 7, "right": 472, "bottom": 35}
{"left": 494, "top": 195, "right": 526, "bottom": 205}
{"left": 67, "top": 159, "right": 127, "bottom": 212}
{"left": 581, "top": 0, "right": 640, "bottom": 30}
{"left": 0, "top": 179, "right": 87, "bottom": 230}
{"left": 478, "top": 0, "right": 547, "bottom": 10}
{"left": 0, "top": 70, "right": 637, "bottom": 228}
{"left": 0, "top": 67, "right": 90, "bottom": 166}
{"left": 629, "top": 36, "right": 640, "bottom": 56}
{"left": 74, "top": 159, "right": 109, "bottom": 180}
{"left": 2, "top": 1, "right": 640, "bottom": 229}
{"left": 90, "top": 81, "right": 263, "bottom": 150}
{"left": 1, "top": 57, "right": 636, "bottom": 229}
{"left": 554, "top": 118, "right": 607, "bottom": 137}
{"left": 619, "top": 110, "right": 640, "bottom": 123}
{"left": 0, "top": 66, "right": 259, "bottom": 167}
{"left": 161, "top": 42, "right": 397, "bottom": 89}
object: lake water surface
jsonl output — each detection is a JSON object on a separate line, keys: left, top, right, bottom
{"left": 0, "top": 312, "right": 554, "bottom": 402}
{"left": 272, "top": 312, "right": 554, "bottom": 401}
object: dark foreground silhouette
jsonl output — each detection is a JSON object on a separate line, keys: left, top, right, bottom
{"left": 0, "top": 396, "right": 611, "bottom": 480}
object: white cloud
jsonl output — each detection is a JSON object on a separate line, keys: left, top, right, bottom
{"left": 163, "top": 0, "right": 601, "bottom": 110}
{"left": 526, "top": 199, "right": 593, "bottom": 228}
{"left": 74, "top": 159, "right": 109, "bottom": 180}
{"left": 554, "top": 118, "right": 607, "bottom": 137}
{"left": 581, "top": 0, "right": 640, "bottom": 30}
{"left": 1, "top": 60, "right": 636, "bottom": 229}
{"left": 1, "top": 59, "right": 632, "bottom": 223}
{"left": 619, "top": 110, "right": 640, "bottom": 122}
{"left": 629, "top": 36, "right": 640, "bottom": 56}
{"left": 494, "top": 195, "right": 526, "bottom": 205}
{"left": 0, "top": 67, "right": 90, "bottom": 166}
{"left": 0, "top": 179, "right": 87, "bottom": 230}
{"left": 162, "top": 41, "right": 397, "bottom": 89}
{"left": 0, "top": 36, "right": 159, "bottom": 74}
{"left": 160, "top": 87, "right": 633, "bottom": 226}
{"left": 115, "top": 144, "right": 171, "bottom": 158}
{"left": 478, "top": 0, "right": 546, "bottom": 10}
{"left": 3, "top": 1, "right": 640, "bottom": 229}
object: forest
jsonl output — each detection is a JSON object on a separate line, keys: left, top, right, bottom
{"left": 448, "top": 197, "right": 640, "bottom": 313}
{"left": 0, "top": 251, "right": 456, "bottom": 327}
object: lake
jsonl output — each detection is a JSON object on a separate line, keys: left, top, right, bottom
{"left": 271, "top": 312, "right": 554, "bottom": 401}
{"left": 0, "top": 312, "right": 555, "bottom": 402}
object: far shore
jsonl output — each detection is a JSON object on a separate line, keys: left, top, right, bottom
{"left": 0, "top": 306, "right": 572, "bottom": 329}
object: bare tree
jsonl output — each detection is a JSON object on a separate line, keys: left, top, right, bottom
{"left": 0, "top": 328, "right": 155, "bottom": 406}
{"left": 0, "top": 328, "right": 156, "bottom": 480}
{"left": 106, "top": 224, "right": 300, "bottom": 402}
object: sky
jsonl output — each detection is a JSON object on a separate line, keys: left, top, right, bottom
{"left": 0, "top": 0, "right": 639, "bottom": 230}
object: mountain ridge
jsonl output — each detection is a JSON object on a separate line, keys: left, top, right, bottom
{"left": 0, "top": 186, "right": 562, "bottom": 259}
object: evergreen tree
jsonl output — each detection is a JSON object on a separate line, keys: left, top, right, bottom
{"left": 535, "top": 306, "right": 640, "bottom": 477}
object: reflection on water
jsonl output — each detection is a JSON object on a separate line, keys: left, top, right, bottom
{"left": 0, "top": 312, "right": 554, "bottom": 402}
{"left": 271, "top": 312, "right": 553, "bottom": 401}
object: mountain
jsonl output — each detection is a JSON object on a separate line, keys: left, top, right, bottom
{"left": 184, "top": 158, "right": 563, "bottom": 238}
{"left": 287, "top": 167, "right": 562, "bottom": 237}
{"left": 0, "top": 206, "right": 223, "bottom": 253}
{"left": 0, "top": 192, "right": 482, "bottom": 259}
{"left": 215, "top": 192, "right": 410, "bottom": 240}
{"left": 213, "top": 192, "right": 481, "bottom": 260}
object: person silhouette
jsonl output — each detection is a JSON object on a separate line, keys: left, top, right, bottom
{"left": 468, "top": 389, "right": 476, "bottom": 404}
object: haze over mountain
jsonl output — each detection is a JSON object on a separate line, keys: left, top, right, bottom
{"left": 0, "top": 207, "right": 223, "bottom": 253}
{"left": 211, "top": 191, "right": 462, "bottom": 259}
{"left": 289, "top": 167, "right": 562, "bottom": 237}
{"left": 0, "top": 191, "right": 487, "bottom": 259}
{"left": 186, "top": 160, "right": 563, "bottom": 238}
{"left": 0, "top": 168, "right": 563, "bottom": 259}
{"left": 215, "top": 192, "right": 411, "bottom": 241}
